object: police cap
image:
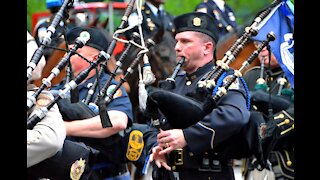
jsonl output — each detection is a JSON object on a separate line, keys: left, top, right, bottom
{"left": 66, "top": 26, "right": 110, "bottom": 51}
{"left": 173, "top": 12, "right": 219, "bottom": 43}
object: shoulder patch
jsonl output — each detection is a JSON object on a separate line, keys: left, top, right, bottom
{"left": 126, "top": 130, "right": 144, "bottom": 161}
{"left": 223, "top": 75, "right": 239, "bottom": 90}
{"left": 106, "top": 84, "right": 122, "bottom": 99}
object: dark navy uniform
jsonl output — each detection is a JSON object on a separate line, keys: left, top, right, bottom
{"left": 42, "top": 26, "right": 134, "bottom": 179}
{"left": 163, "top": 62, "right": 250, "bottom": 180}
{"left": 50, "top": 73, "right": 134, "bottom": 179}
{"left": 195, "top": 0, "right": 238, "bottom": 38}
{"left": 141, "top": 11, "right": 251, "bottom": 180}
{"left": 145, "top": 63, "right": 251, "bottom": 179}
{"left": 126, "top": 1, "right": 175, "bottom": 38}
{"left": 242, "top": 65, "right": 294, "bottom": 179}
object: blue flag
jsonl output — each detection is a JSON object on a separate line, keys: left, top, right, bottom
{"left": 253, "top": 0, "right": 294, "bottom": 88}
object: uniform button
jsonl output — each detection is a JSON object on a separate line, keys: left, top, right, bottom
{"left": 186, "top": 81, "right": 191, "bottom": 86}
{"left": 286, "top": 160, "right": 292, "bottom": 166}
{"left": 189, "top": 152, "right": 194, "bottom": 156}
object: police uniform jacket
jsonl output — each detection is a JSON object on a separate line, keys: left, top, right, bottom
{"left": 27, "top": 94, "right": 66, "bottom": 168}
{"left": 165, "top": 62, "right": 250, "bottom": 161}
{"left": 195, "top": 0, "right": 238, "bottom": 37}
{"left": 242, "top": 67, "right": 294, "bottom": 179}
{"left": 126, "top": 2, "right": 175, "bottom": 38}
{"left": 141, "top": 60, "right": 250, "bottom": 173}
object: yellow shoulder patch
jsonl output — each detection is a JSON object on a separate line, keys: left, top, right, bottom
{"left": 126, "top": 130, "right": 144, "bottom": 161}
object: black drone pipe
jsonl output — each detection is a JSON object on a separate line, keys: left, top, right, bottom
{"left": 27, "top": 31, "right": 90, "bottom": 111}
{"left": 101, "top": 38, "right": 156, "bottom": 106}
{"left": 146, "top": 32, "right": 276, "bottom": 130}
{"left": 200, "top": 28, "right": 258, "bottom": 92}
{"left": 27, "top": 50, "right": 110, "bottom": 129}
{"left": 201, "top": 0, "right": 281, "bottom": 86}
{"left": 27, "top": 0, "right": 74, "bottom": 81}
{"left": 158, "top": 57, "right": 185, "bottom": 90}
{"left": 90, "top": 32, "right": 141, "bottom": 105}
{"left": 84, "top": 0, "right": 136, "bottom": 104}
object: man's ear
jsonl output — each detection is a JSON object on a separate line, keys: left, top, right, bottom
{"left": 204, "top": 41, "right": 214, "bottom": 55}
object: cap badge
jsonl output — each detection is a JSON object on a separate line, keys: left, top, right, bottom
{"left": 70, "top": 158, "right": 86, "bottom": 180}
{"left": 193, "top": 17, "right": 201, "bottom": 26}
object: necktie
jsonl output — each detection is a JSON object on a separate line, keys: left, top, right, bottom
{"left": 157, "top": 9, "right": 165, "bottom": 29}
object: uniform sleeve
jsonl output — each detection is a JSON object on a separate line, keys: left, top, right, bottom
{"left": 106, "top": 85, "right": 134, "bottom": 124}
{"left": 182, "top": 89, "right": 250, "bottom": 155}
{"left": 27, "top": 104, "right": 66, "bottom": 168}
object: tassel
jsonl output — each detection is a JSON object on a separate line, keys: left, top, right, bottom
{"left": 138, "top": 79, "right": 148, "bottom": 111}
{"left": 142, "top": 54, "right": 156, "bottom": 85}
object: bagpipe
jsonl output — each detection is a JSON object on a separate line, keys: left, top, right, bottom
{"left": 27, "top": 1, "right": 151, "bottom": 179}
{"left": 27, "top": 0, "right": 74, "bottom": 82}
{"left": 27, "top": 2, "right": 170, "bottom": 179}
{"left": 157, "top": 56, "right": 185, "bottom": 90}
{"left": 27, "top": 0, "right": 139, "bottom": 129}
{"left": 144, "top": 30, "right": 276, "bottom": 167}
{"left": 27, "top": 31, "right": 91, "bottom": 112}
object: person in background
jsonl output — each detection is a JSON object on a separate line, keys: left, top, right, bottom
{"left": 50, "top": 26, "right": 133, "bottom": 180}
{"left": 126, "top": 0, "right": 175, "bottom": 38}
{"left": 195, "top": 0, "right": 238, "bottom": 38}
{"left": 27, "top": 29, "right": 66, "bottom": 168}
{"left": 242, "top": 45, "right": 294, "bottom": 180}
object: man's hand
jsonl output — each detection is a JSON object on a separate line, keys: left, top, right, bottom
{"left": 149, "top": 146, "right": 171, "bottom": 170}
{"left": 157, "top": 129, "right": 187, "bottom": 155}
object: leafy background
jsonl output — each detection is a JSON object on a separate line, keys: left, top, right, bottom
{"left": 27, "top": 0, "right": 293, "bottom": 32}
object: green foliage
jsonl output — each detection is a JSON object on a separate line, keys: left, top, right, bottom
{"left": 165, "top": 0, "right": 274, "bottom": 27}
{"left": 226, "top": 0, "right": 273, "bottom": 26}
{"left": 27, "top": 0, "right": 48, "bottom": 31}
{"left": 165, "top": 0, "right": 202, "bottom": 16}
{"left": 27, "top": 0, "right": 278, "bottom": 32}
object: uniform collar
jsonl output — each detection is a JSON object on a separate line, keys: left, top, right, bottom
{"left": 186, "top": 62, "right": 214, "bottom": 81}
{"left": 145, "top": 2, "right": 164, "bottom": 15}
{"left": 213, "top": 0, "right": 225, "bottom": 11}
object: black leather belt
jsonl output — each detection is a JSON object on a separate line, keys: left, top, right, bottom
{"left": 92, "top": 163, "right": 128, "bottom": 178}
{"left": 169, "top": 149, "right": 232, "bottom": 172}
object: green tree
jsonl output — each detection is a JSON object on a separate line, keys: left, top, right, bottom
{"left": 27, "top": 0, "right": 282, "bottom": 33}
